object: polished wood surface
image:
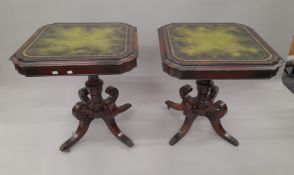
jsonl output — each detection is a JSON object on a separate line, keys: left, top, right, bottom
{"left": 158, "top": 23, "right": 283, "bottom": 79}
{"left": 60, "top": 75, "right": 133, "bottom": 152}
{"left": 166, "top": 80, "right": 238, "bottom": 146}
{"left": 10, "top": 23, "right": 137, "bottom": 152}
{"left": 10, "top": 23, "right": 138, "bottom": 76}
{"left": 158, "top": 23, "right": 284, "bottom": 146}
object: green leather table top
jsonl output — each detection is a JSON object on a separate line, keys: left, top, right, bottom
{"left": 158, "top": 23, "right": 283, "bottom": 79}
{"left": 10, "top": 23, "right": 138, "bottom": 76}
{"left": 159, "top": 23, "right": 276, "bottom": 66}
{"left": 168, "top": 23, "right": 268, "bottom": 61}
{"left": 16, "top": 23, "right": 136, "bottom": 62}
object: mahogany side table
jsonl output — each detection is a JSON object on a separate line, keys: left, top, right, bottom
{"left": 158, "top": 23, "right": 283, "bottom": 146}
{"left": 10, "top": 23, "right": 138, "bottom": 152}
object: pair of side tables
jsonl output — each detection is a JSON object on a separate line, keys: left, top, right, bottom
{"left": 10, "top": 23, "right": 283, "bottom": 152}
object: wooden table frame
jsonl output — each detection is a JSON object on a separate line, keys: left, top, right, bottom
{"left": 158, "top": 23, "right": 283, "bottom": 146}
{"left": 10, "top": 23, "right": 138, "bottom": 152}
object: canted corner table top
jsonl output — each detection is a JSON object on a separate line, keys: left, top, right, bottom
{"left": 10, "top": 23, "right": 138, "bottom": 76}
{"left": 158, "top": 23, "right": 283, "bottom": 79}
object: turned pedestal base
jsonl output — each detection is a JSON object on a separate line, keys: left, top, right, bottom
{"left": 60, "top": 75, "right": 133, "bottom": 152}
{"left": 166, "top": 80, "right": 239, "bottom": 146}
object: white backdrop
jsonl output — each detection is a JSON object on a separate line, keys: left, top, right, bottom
{"left": 0, "top": 0, "right": 294, "bottom": 175}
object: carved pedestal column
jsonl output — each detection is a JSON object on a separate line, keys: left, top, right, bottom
{"left": 166, "top": 80, "right": 239, "bottom": 146}
{"left": 60, "top": 75, "right": 133, "bottom": 152}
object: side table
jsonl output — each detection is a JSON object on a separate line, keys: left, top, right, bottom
{"left": 158, "top": 23, "right": 283, "bottom": 146}
{"left": 10, "top": 23, "right": 138, "bottom": 152}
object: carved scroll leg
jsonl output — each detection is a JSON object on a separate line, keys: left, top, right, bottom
{"left": 78, "top": 87, "right": 90, "bottom": 102}
{"left": 165, "top": 100, "right": 185, "bottom": 111}
{"left": 209, "top": 118, "right": 239, "bottom": 146}
{"left": 117, "top": 103, "right": 132, "bottom": 113}
{"left": 179, "top": 84, "right": 193, "bottom": 99}
{"left": 60, "top": 118, "right": 92, "bottom": 152}
{"left": 207, "top": 101, "right": 239, "bottom": 146}
{"left": 169, "top": 113, "right": 197, "bottom": 146}
{"left": 104, "top": 118, "right": 134, "bottom": 147}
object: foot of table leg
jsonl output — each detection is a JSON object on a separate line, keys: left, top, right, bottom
{"left": 117, "top": 103, "right": 132, "bottom": 113}
{"left": 169, "top": 115, "right": 196, "bottom": 145}
{"left": 209, "top": 118, "right": 239, "bottom": 146}
{"left": 165, "top": 100, "right": 185, "bottom": 111}
{"left": 104, "top": 118, "right": 134, "bottom": 147}
{"left": 60, "top": 75, "right": 134, "bottom": 152}
{"left": 166, "top": 80, "right": 239, "bottom": 146}
{"left": 60, "top": 119, "right": 92, "bottom": 152}
{"left": 207, "top": 100, "right": 239, "bottom": 146}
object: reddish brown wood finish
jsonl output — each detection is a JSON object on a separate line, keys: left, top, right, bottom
{"left": 10, "top": 23, "right": 138, "bottom": 76}
{"left": 10, "top": 23, "right": 138, "bottom": 151}
{"left": 60, "top": 75, "right": 133, "bottom": 152}
{"left": 159, "top": 23, "right": 284, "bottom": 146}
{"left": 158, "top": 23, "right": 283, "bottom": 79}
{"left": 166, "top": 80, "right": 238, "bottom": 146}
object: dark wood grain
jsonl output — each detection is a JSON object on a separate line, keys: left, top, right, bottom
{"left": 10, "top": 23, "right": 137, "bottom": 151}
{"left": 166, "top": 80, "right": 238, "bottom": 146}
{"left": 158, "top": 23, "right": 283, "bottom": 146}
{"left": 60, "top": 75, "right": 133, "bottom": 152}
